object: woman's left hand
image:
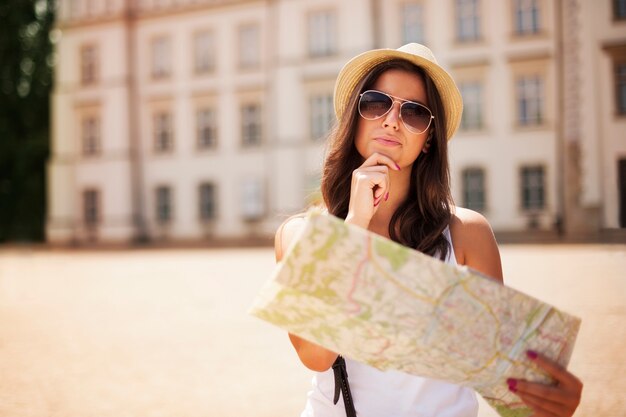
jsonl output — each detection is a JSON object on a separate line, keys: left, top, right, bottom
{"left": 508, "top": 350, "right": 583, "bottom": 417}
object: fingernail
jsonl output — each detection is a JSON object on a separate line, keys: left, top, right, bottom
{"left": 526, "top": 350, "right": 538, "bottom": 360}
{"left": 395, "top": 163, "right": 401, "bottom": 170}
{"left": 507, "top": 378, "right": 517, "bottom": 392}
{"left": 384, "top": 192, "right": 389, "bottom": 201}
{"left": 374, "top": 198, "right": 381, "bottom": 207}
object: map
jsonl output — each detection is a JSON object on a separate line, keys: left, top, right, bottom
{"left": 249, "top": 210, "right": 581, "bottom": 417}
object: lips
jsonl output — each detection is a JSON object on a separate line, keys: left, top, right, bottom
{"left": 374, "top": 137, "right": 401, "bottom": 146}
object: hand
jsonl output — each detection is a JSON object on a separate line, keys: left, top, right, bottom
{"left": 345, "top": 153, "right": 401, "bottom": 228}
{"left": 508, "top": 350, "right": 583, "bottom": 417}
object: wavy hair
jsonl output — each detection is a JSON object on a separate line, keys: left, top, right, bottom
{"left": 320, "top": 59, "right": 453, "bottom": 260}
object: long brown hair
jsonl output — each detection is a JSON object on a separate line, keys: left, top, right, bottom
{"left": 321, "top": 59, "right": 453, "bottom": 260}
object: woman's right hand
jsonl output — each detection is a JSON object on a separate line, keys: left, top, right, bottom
{"left": 346, "top": 152, "right": 401, "bottom": 228}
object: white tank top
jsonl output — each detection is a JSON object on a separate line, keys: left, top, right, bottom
{"left": 300, "top": 226, "right": 479, "bottom": 417}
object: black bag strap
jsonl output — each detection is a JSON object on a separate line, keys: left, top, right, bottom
{"left": 332, "top": 355, "right": 357, "bottom": 417}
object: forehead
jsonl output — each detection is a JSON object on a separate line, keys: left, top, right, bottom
{"left": 370, "top": 68, "right": 428, "bottom": 105}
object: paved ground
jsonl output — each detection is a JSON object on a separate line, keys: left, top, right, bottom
{"left": 0, "top": 244, "right": 624, "bottom": 417}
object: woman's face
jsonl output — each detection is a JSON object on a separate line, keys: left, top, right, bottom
{"left": 354, "top": 68, "right": 431, "bottom": 169}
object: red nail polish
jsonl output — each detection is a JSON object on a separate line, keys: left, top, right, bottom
{"left": 384, "top": 192, "right": 389, "bottom": 201}
{"left": 526, "top": 350, "right": 538, "bottom": 360}
{"left": 374, "top": 198, "right": 381, "bottom": 207}
{"left": 395, "top": 163, "right": 401, "bottom": 170}
{"left": 507, "top": 378, "right": 517, "bottom": 392}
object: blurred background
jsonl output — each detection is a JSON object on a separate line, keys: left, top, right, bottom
{"left": 0, "top": 0, "right": 625, "bottom": 417}
{"left": 1, "top": 0, "right": 625, "bottom": 246}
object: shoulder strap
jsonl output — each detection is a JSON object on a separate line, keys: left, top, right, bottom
{"left": 332, "top": 355, "right": 357, "bottom": 417}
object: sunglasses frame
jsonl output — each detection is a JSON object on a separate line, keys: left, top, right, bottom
{"left": 358, "top": 89, "right": 435, "bottom": 134}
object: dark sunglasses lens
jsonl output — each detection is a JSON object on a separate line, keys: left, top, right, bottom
{"left": 401, "top": 103, "right": 431, "bottom": 132}
{"left": 359, "top": 91, "right": 392, "bottom": 119}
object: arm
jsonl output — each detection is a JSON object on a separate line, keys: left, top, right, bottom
{"left": 275, "top": 215, "right": 339, "bottom": 372}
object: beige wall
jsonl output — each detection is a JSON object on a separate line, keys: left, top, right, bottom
{"left": 47, "top": 0, "right": 625, "bottom": 244}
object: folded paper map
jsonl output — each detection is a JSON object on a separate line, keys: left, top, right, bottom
{"left": 249, "top": 210, "right": 581, "bottom": 417}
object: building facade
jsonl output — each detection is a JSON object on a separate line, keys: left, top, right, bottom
{"left": 47, "top": 0, "right": 626, "bottom": 244}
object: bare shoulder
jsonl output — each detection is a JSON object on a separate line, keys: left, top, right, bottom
{"left": 449, "top": 206, "right": 504, "bottom": 282}
{"left": 274, "top": 213, "right": 308, "bottom": 262}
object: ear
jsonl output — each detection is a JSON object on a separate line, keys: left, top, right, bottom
{"left": 422, "top": 129, "right": 434, "bottom": 154}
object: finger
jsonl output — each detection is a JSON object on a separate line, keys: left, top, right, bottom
{"left": 515, "top": 391, "right": 562, "bottom": 417}
{"left": 354, "top": 172, "right": 388, "bottom": 200}
{"left": 527, "top": 351, "right": 582, "bottom": 389}
{"left": 356, "top": 166, "right": 391, "bottom": 199}
{"left": 512, "top": 384, "right": 568, "bottom": 415}
{"left": 360, "top": 152, "right": 401, "bottom": 171}
{"left": 511, "top": 379, "right": 568, "bottom": 404}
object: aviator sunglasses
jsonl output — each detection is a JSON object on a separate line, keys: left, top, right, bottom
{"left": 358, "top": 90, "right": 434, "bottom": 134}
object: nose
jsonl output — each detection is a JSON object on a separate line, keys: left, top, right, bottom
{"left": 382, "top": 100, "right": 401, "bottom": 130}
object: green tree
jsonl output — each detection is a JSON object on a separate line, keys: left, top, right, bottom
{"left": 0, "top": 0, "right": 55, "bottom": 242}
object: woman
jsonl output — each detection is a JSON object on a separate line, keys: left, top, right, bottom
{"left": 275, "top": 43, "right": 582, "bottom": 417}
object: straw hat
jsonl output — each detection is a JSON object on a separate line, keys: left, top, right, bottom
{"left": 333, "top": 43, "right": 463, "bottom": 141}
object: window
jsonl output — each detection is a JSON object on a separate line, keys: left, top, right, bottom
{"left": 194, "top": 31, "right": 215, "bottom": 74}
{"left": 310, "top": 93, "right": 334, "bottom": 140}
{"left": 514, "top": 0, "right": 540, "bottom": 35}
{"left": 456, "top": 0, "right": 480, "bottom": 42}
{"left": 82, "top": 115, "right": 100, "bottom": 155}
{"left": 520, "top": 166, "right": 545, "bottom": 210}
{"left": 156, "top": 186, "right": 172, "bottom": 223}
{"left": 197, "top": 108, "right": 217, "bottom": 148}
{"left": 199, "top": 183, "right": 217, "bottom": 221}
{"left": 614, "top": 0, "right": 626, "bottom": 20}
{"left": 154, "top": 111, "right": 173, "bottom": 152}
{"left": 462, "top": 168, "right": 486, "bottom": 212}
{"left": 308, "top": 10, "right": 336, "bottom": 57}
{"left": 516, "top": 75, "right": 544, "bottom": 126}
{"left": 459, "top": 82, "right": 483, "bottom": 130}
{"left": 80, "top": 45, "right": 98, "bottom": 85}
{"left": 151, "top": 36, "right": 171, "bottom": 78}
{"left": 83, "top": 188, "right": 100, "bottom": 226}
{"left": 241, "top": 178, "right": 264, "bottom": 220}
{"left": 238, "top": 24, "right": 260, "bottom": 68}
{"left": 241, "top": 103, "right": 262, "bottom": 147}
{"left": 402, "top": 3, "right": 425, "bottom": 44}
{"left": 616, "top": 62, "right": 626, "bottom": 115}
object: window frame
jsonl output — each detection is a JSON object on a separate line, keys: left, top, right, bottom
{"left": 455, "top": 0, "right": 482, "bottom": 43}
{"left": 240, "top": 102, "right": 263, "bottom": 147}
{"left": 153, "top": 110, "right": 174, "bottom": 153}
{"left": 309, "top": 92, "right": 334, "bottom": 140}
{"left": 307, "top": 9, "right": 337, "bottom": 58}
{"left": 241, "top": 178, "right": 265, "bottom": 221}
{"left": 155, "top": 185, "right": 173, "bottom": 224}
{"left": 520, "top": 165, "right": 546, "bottom": 211}
{"left": 83, "top": 188, "right": 100, "bottom": 227}
{"left": 80, "top": 43, "right": 98, "bottom": 85}
{"left": 238, "top": 23, "right": 261, "bottom": 69}
{"left": 196, "top": 107, "right": 218, "bottom": 149}
{"left": 401, "top": 1, "right": 426, "bottom": 45}
{"left": 199, "top": 182, "right": 217, "bottom": 221}
{"left": 151, "top": 35, "right": 171, "bottom": 79}
{"left": 81, "top": 114, "right": 101, "bottom": 156}
{"left": 193, "top": 30, "right": 216, "bottom": 75}
{"left": 462, "top": 167, "right": 487, "bottom": 213}
{"left": 512, "top": 0, "right": 541, "bottom": 36}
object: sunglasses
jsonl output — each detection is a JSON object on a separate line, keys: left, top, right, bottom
{"left": 358, "top": 89, "right": 434, "bottom": 134}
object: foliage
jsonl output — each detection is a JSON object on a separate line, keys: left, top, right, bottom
{"left": 0, "top": 0, "right": 55, "bottom": 242}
